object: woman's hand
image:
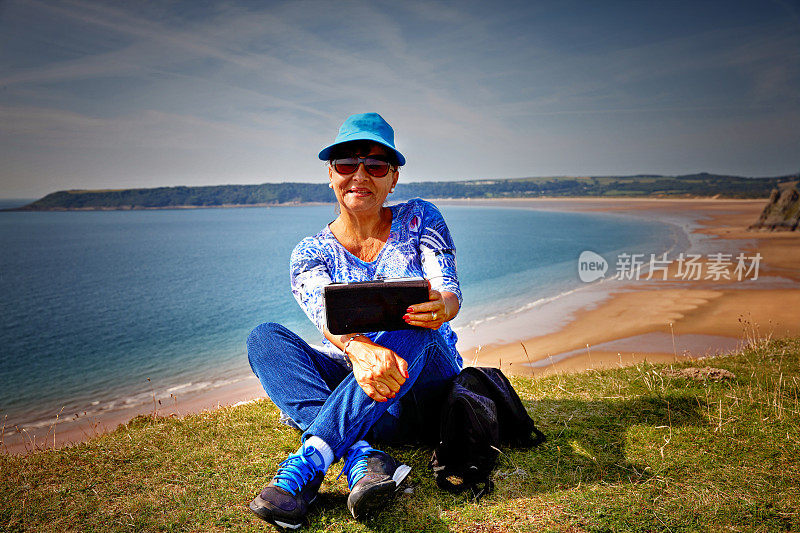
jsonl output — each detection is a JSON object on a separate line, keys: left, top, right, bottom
{"left": 403, "top": 282, "right": 460, "bottom": 330}
{"left": 346, "top": 337, "right": 408, "bottom": 402}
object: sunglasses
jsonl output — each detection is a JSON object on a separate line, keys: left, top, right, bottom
{"left": 331, "top": 157, "right": 394, "bottom": 178}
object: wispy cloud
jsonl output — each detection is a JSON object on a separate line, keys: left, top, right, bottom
{"left": 0, "top": 0, "right": 797, "bottom": 196}
{"left": 0, "top": 105, "right": 281, "bottom": 149}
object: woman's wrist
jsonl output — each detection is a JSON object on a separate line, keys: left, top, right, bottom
{"left": 442, "top": 291, "right": 459, "bottom": 322}
{"left": 343, "top": 333, "right": 366, "bottom": 355}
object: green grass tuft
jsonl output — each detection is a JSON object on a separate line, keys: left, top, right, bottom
{"left": 3, "top": 338, "right": 800, "bottom": 532}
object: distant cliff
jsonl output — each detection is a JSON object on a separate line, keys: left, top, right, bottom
{"left": 14, "top": 183, "right": 335, "bottom": 211}
{"left": 9, "top": 173, "right": 798, "bottom": 211}
{"left": 749, "top": 181, "right": 800, "bottom": 231}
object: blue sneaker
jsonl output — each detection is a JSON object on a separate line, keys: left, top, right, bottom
{"left": 340, "top": 445, "right": 411, "bottom": 520}
{"left": 249, "top": 446, "right": 325, "bottom": 529}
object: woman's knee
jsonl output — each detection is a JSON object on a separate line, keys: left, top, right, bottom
{"left": 247, "top": 322, "right": 289, "bottom": 369}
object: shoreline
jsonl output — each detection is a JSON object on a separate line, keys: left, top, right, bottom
{"left": 450, "top": 198, "right": 800, "bottom": 376}
{"left": 4, "top": 197, "right": 799, "bottom": 454}
{"left": 2, "top": 377, "right": 268, "bottom": 455}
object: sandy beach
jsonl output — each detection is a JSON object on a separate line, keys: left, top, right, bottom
{"left": 5, "top": 197, "right": 799, "bottom": 454}
{"left": 447, "top": 198, "right": 800, "bottom": 376}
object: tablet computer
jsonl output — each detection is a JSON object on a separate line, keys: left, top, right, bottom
{"left": 324, "top": 278, "right": 429, "bottom": 335}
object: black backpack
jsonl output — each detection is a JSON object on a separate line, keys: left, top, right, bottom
{"left": 429, "top": 367, "right": 545, "bottom": 501}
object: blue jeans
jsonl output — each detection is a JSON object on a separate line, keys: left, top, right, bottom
{"left": 247, "top": 322, "right": 461, "bottom": 461}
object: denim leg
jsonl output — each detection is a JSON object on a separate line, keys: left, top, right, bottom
{"left": 247, "top": 322, "right": 351, "bottom": 431}
{"left": 367, "top": 333, "right": 461, "bottom": 445}
{"left": 304, "top": 327, "right": 460, "bottom": 459}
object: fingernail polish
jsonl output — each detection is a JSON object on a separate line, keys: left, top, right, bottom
{"left": 406, "top": 307, "right": 413, "bottom": 313}
{"left": 403, "top": 314, "right": 409, "bottom": 320}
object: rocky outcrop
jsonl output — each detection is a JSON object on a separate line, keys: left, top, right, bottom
{"left": 749, "top": 180, "right": 800, "bottom": 231}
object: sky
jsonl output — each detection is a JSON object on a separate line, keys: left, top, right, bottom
{"left": 0, "top": 0, "right": 798, "bottom": 198}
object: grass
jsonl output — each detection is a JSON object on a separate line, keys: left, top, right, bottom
{"left": 2, "top": 336, "right": 800, "bottom": 532}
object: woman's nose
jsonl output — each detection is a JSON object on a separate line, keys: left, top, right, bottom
{"left": 352, "top": 162, "right": 370, "bottom": 179}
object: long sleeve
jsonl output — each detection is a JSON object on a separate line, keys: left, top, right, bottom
{"left": 418, "top": 201, "right": 462, "bottom": 306}
{"left": 290, "top": 238, "right": 332, "bottom": 334}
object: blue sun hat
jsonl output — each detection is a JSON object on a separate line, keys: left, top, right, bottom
{"left": 318, "top": 112, "right": 406, "bottom": 166}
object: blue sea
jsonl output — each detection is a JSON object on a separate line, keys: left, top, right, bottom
{"left": 0, "top": 203, "right": 685, "bottom": 430}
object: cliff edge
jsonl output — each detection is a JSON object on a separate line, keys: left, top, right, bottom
{"left": 749, "top": 180, "right": 800, "bottom": 231}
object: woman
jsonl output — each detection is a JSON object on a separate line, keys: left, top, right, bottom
{"left": 247, "top": 112, "right": 462, "bottom": 529}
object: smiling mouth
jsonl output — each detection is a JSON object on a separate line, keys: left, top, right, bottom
{"left": 346, "top": 189, "right": 372, "bottom": 196}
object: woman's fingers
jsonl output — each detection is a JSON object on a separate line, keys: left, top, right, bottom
{"left": 381, "top": 357, "right": 408, "bottom": 392}
{"left": 378, "top": 373, "right": 402, "bottom": 395}
{"left": 367, "top": 347, "right": 406, "bottom": 392}
{"left": 406, "top": 303, "right": 441, "bottom": 314}
{"left": 359, "top": 380, "right": 388, "bottom": 402}
{"left": 406, "top": 289, "right": 444, "bottom": 323}
{"left": 369, "top": 372, "right": 399, "bottom": 398}
{"left": 359, "top": 375, "right": 397, "bottom": 402}
{"left": 394, "top": 353, "right": 409, "bottom": 379}
{"left": 403, "top": 303, "right": 445, "bottom": 328}
{"left": 403, "top": 317, "right": 443, "bottom": 329}
{"left": 375, "top": 380, "right": 397, "bottom": 399}
{"left": 373, "top": 381, "right": 392, "bottom": 400}
{"left": 366, "top": 364, "right": 406, "bottom": 400}
{"left": 408, "top": 289, "right": 441, "bottom": 309}
{"left": 404, "top": 305, "right": 445, "bottom": 325}
{"left": 348, "top": 341, "right": 408, "bottom": 401}
{"left": 357, "top": 359, "right": 409, "bottom": 401}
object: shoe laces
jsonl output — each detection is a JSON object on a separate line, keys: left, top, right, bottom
{"left": 273, "top": 446, "right": 319, "bottom": 496}
{"left": 338, "top": 445, "right": 374, "bottom": 489}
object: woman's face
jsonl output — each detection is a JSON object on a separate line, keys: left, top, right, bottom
{"left": 328, "top": 143, "right": 399, "bottom": 215}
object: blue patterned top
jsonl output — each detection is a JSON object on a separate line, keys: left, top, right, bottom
{"left": 290, "top": 198, "right": 462, "bottom": 367}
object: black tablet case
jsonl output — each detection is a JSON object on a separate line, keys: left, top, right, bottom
{"left": 324, "top": 279, "right": 429, "bottom": 335}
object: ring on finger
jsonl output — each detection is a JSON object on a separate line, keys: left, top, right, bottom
{"left": 432, "top": 311, "right": 438, "bottom": 320}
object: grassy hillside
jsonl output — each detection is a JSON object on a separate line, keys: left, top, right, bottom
{"left": 15, "top": 183, "right": 335, "bottom": 210}
{"left": 12, "top": 173, "right": 799, "bottom": 210}
{"left": 2, "top": 336, "right": 799, "bottom": 532}
{"left": 396, "top": 173, "right": 795, "bottom": 200}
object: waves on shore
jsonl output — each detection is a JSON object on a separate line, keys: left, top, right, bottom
{"left": 16, "top": 376, "right": 252, "bottom": 431}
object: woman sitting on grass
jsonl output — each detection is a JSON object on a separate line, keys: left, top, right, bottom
{"left": 246, "top": 112, "right": 463, "bottom": 529}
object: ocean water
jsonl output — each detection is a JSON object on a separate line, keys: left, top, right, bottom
{"left": 0, "top": 203, "right": 683, "bottom": 429}
{"left": 0, "top": 199, "right": 35, "bottom": 210}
